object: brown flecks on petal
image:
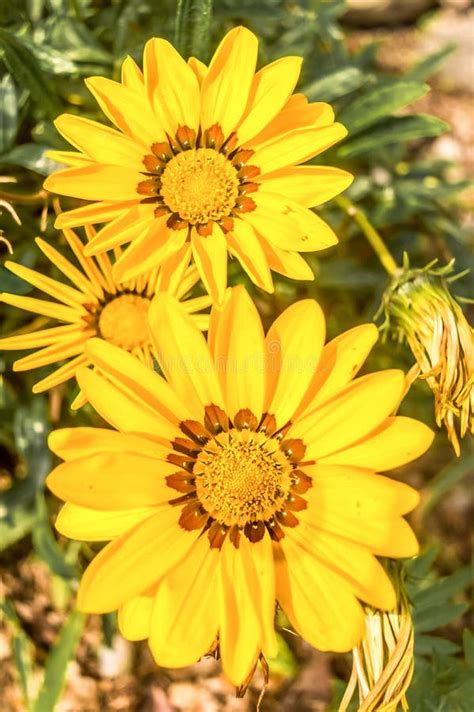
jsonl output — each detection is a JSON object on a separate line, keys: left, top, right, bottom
{"left": 204, "top": 404, "right": 230, "bottom": 435}
{"left": 167, "top": 452, "right": 196, "bottom": 472}
{"left": 166, "top": 471, "right": 196, "bottom": 493}
{"left": 143, "top": 154, "right": 165, "bottom": 172}
{"left": 285, "top": 493, "right": 307, "bottom": 511}
{"left": 229, "top": 524, "right": 242, "bottom": 549}
{"left": 238, "top": 165, "right": 260, "bottom": 181}
{"left": 196, "top": 222, "right": 214, "bottom": 237}
{"left": 204, "top": 124, "right": 225, "bottom": 151}
{"left": 235, "top": 196, "right": 256, "bottom": 213}
{"left": 219, "top": 215, "right": 234, "bottom": 233}
{"left": 137, "top": 179, "right": 158, "bottom": 196}
{"left": 154, "top": 205, "right": 169, "bottom": 217}
{"left": 167, "top": 212, "right": 188, "bottom": 230}
{"left": 208, "top": 521, "right": 229, "bottom": 549}
{"left": 180, "top": 419, "right": 210, "bottom": 445}
{"left": 291, "top": 469, "right": 313, "bottom": 494}
{"left": 151, "top": 142, "right": 174, "bottom": 162}
{"left": 222, "top": 132, "right": 239, "bottom": 156}
{"left": 172, "top": 437, "right": 202, "bottom": 458}
{"left": 280, "top": 438, "right": 306, "bottom": 463}
{"left": 258, "top": 413, "right": 277, "bottom": 436}
{"left": 179, "top": 500, "right": 210, "bottom": 530}
{"left": 233, "top": 408, "right": 258, "bottom": 431}
{"left": 244, "top": 520, "right": 266, "bottom": 543}
{"left": 176, "top": 125, "right": 197, "bottom": 151}
{"left": 232, "top": 149, "right": 254, "bottom": 169}
{"left": 239, "top": 182, "right": 259, "bottom": 195}
{"left": 266, "top": 517, "right": 285, "bottom": 542}
{"left": 276, "top": 508, "right": 299, "bottom": 528}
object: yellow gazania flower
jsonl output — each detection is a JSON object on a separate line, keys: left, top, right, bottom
{"left": 43, "top": 26, "right": 352, "bottom": 302}
{"left": 0, "top": 227, "right": 210, "bottom": 397}
{"left": 46, "top": 286, "right": 433, "bottom": 685}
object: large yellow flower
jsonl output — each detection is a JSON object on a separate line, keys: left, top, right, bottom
{"left": 43, "top": 27, "right": 352, "bottom": 302}
{"left": 0, "top": 227, "right": 210, "bottom": 397}
{"left": 46, "top": 287, "right": 433, "bottom": 685}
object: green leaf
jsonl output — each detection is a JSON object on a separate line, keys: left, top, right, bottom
{"left": 175, "top": 0, "right": 213, "bottom": 60}
{"left": 408, "top": 44, "right": 456, "bottom": 83}
{"left": 463, "top": 630, "right": 474, "bottom": 669}
{"left": 414, "top": 602, "right": 469, "bottom": 633}
{"left": 303, "top": 66, "right": 366, "bottom": 103}
{"left": 338, "top": 114, "right": 448, "bottom": 158}
{"left": 416, "top": 634, "right": 460, "bottom": 657}
{"left": 0, "top": 503, "right": 36, "bottom": 551}
{"left": 267, "top": 633, "right": 299, "bottom": 679}
{"left": 0, "top": 74, "right": 18, "bottom": 153}
{"left": 33, "top": 611, "right": 85, "bottom": 712}
{"left": 412, "top": 566, "right": 472, "bottom": 609}
{"left": 424, "top": 457, "right": 473, "bottom": 515}
{"left": 32, "top": 494, "right": 77, "bottom": 580}
{"left": 1, "top": 599, "right": 33, "bottom": 709}
{"left": 0, "top": 28, "right": 61, "bottom": 118}
{"left": 1, "top": 143, "right": 59, "bottom": 176}
{"left": 339, "top": 81, "right": 429, "bottom": 133}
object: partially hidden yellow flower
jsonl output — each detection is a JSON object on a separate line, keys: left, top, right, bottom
{"left": 0, "top": 227, "right": 210, "bottom": 398}
{"left": 43, "top": 26, "right": 352, "bottom": 303}
{"left": 46, "top": 286, "right": 433, "bottom": 685}
{"left": 382, "top": 258, "right": 473, "bottom": 455}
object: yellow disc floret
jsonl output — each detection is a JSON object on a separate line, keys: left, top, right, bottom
{"left": 160, "top": 148, "right": 240, "bottom": 225}
{"left": 194, "top": 429, "right": 292, "bottom": 527}
{"left": 98, "top": 294, "right": 151, "bottom": 351}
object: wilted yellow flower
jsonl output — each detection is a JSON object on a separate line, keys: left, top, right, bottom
{"left": 382, "top": 258, "right": 473, "bottom": 455}
{"left": 0, "top": 227, "right": 210, "bottom": 398}
{"left": 43, "top": 26, "right": 352, "bottom": 302}
{"left": 339, "top": 564, "right": 414, "bottom": 712}
{"left": 46, "top": 286, "right": 432, "bottom": 686}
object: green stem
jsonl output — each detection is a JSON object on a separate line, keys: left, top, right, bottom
{"left": 175, "top": 0, "right": 213, "bottom": 60}
{"left": 337, "top": 195, "right": 399, "bottom": 276}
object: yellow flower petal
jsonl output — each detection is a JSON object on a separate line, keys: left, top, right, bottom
{"left": 0, "top": 323, "right": 81, "bottom": 350}
{"left": 188, "top": 56, "right": 207, "bottom": 85}
{"left": 148, "top": 293, "right": 224, "bottom": 417}
{"left": 77, "top": 508, "right": 197, "bottom": 613}
{"left": 44, "top": 164, "right": 142, "bottom": 201}
{"left": 227, "top": 219, "right": 273, "bottom": 293}
{"left": 54, "top": 114, "right": 147, "bottom": 168}
{"left": 260, "top": 239, "right": 314, "bottom": 281}
{"left": 118, "top": 593, "right": 154, "bottom": 641}
{"left": 250, "top": 100, "right": 334, "bottom": 145}
{"left": 31, "top": 353, "right": 89, "bottom": 393}
{"left": 218, "top": 538, "right": 261, "bottom": 686}
{"left": 55, "top": 201, "right": 134, "bottom": 229}
{"left": 13, "top": 335, "right": 87, "bottom": 370}
{"left": 277, "top": 537, "right": 365, "bottom": 652}
{"left": 289, "top": 524, "right": 397, "bottom": 610}
{"left": 149, "top": 537, "right": 219, "bottom": 667}
{"left": 0, "top": 292, "right": 83, "bottom": 323}
{"left": 48, "top": 427, "right": 168, "bottom": 461}
{"left": 322, "top": 416, "right": 434, "bottom": 471}
{"left": 248, "top": 194, "right": 338, "bottom": 252}
{"left": 201, "top": 26, "right": 258, "bottom": 137}
{"left": 144, "top": 38, "right": 200, "bottom": 133}
{"left": 85, "top": 337, "right": 193, "bottom": 427}
{"left": 265, "top": 300, "right": 326, "bottom": 426}
{"left": 191, "top": 224, "right": 227, "bottom": 304}
{"left": 112, "top": 219, "right": 187, "bottom": 283}
{"left": 121, "top": 55, "right": 145, "bottom": 91}
{"left": 47, "top": 150, "right": 94, "bottom": 167}
{"left": 76, "top": 366, "right": 174, "bottom": 437}
{"left": 237, "top": 56, "right": 302, "bottom": 145}
{"left": 259, "top": 165, "right": 353, "bottom": 207}
{"left": 84, "top": 207, "right": 153, "bottom": 256}
{"left": 85, "top": 76, "right": 163, "bottom": 145}
{"left": 47, "top": 452, "right": 175, "bottom": 509}
{"left": 211, "top": 285, "right": 266, "bottom": 420}
{"left": 252, "top": 122, "right": 347, "bottom": 175}
{"left": 56, "top": 503, "right": 156, "bottom": 541}
{"left": 296, "top": 323, "right": 379, "bottom": 418}
{"left": 291, "top": 370, "right": 405, "bottom": 459}
{"left": 4, "top": 259, "right": 87, "bottom": 308}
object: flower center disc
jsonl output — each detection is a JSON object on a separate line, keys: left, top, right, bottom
{"left": 194, "top": 430, "right": 292, "bottom": 527}
{"left": 98, "top": 294, "right": 151, "bottom": 350}
{"left": 160, "top": 147, "right": 240, "bottom": 225}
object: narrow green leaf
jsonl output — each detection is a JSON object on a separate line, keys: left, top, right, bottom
{"left": 414, "top": 602, "right": 469, "bottom": 633}
{"left": 1, "top": 599, "right": 33, "bottom": 709}
{"left": 303, "top": 66, "right": 365, "bottom": 103}
{"left": 338, "top": 114, "right": 448, "bottom": 158}
{"left": 463, "top": 630, "right": 474, "bottom": 669}
{"left": 413, "top": 566, "right": 472, "bottom": 608}
{"left": 1, "top": 143, "right": 59, "bottom": 176}
{"left": 0, "top": 74, "right": 18, "bottom": 153}
{"left": 424, "top": 457, "right": 473, "bottom": 515}
{"left": 175, "top": 0, "right": 213, "bottom": 60}
{"left": 32, "top": 494, "right": 77, "bottom": 580}
{"left": 416, "top": 634, "right": 461, "bottom": 657}
{"left": 0, "top": 28, "right": 60, "bottom": 118}
{"left": 408, "top": 44, "right": 456, "bottom": 83}
{"left": 0, "top": 504, "right": 36, "bottom": 550}
{"left": 33, "top": 611, "right": 85, "bottom": 712}
{"left": 339, "top": 81, "right": 429, "bottom": 133}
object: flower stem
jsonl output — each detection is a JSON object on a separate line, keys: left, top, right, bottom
{"left": 337, "top": 196, "right": 399, "bottom": 276}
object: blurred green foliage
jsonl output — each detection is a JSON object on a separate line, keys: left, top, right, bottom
{"left": 0, "top": 1, "right": 472, "bottom": 710}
